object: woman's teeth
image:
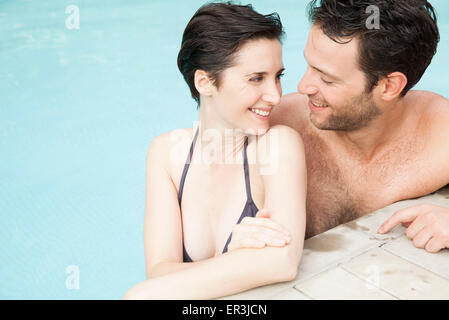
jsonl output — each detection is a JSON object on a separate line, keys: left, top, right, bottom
{"left": 250, "top": 108, "right": 270, "bottom": 116}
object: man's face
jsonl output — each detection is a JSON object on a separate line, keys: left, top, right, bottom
{"left": 298, "top": 24, "right": 381, "bottom": 131}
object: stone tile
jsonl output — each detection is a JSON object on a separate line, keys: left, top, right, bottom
{"left": 343, "top": 205, "right": 407, "bottom": 240}
{"left": 341, "top": 248, "right": 449, "bottom": 299}
{"left": 294, "top": 224, "right": 382, "bottom": 283}
{"left": 383, "top": 235, "right": 449, "bottom": 280}
{"left": 219, "top": 282, "right": 294, "bottom": 300}
{"left": 222, "top": 191, "right": 449, "bottom": 300}
{"left": 343, "top": 199, "right": 425, "bottom": 240}
{"left": 221, "top": 223, "right": 382, "bottom": 300}
{"left": 417, "top": 192, "right": 449, "bottom": 207}
{"left": 294, "top": 266, "right": 396, "bottom": 300}
{"left": 435, "top": 185, "right": 449, "bottom": 198}
{"left": 268, "top": 288, "right": 311, "bottom": 300}
{"left": 342, "top": 194, "right": 449, "bottom": 241}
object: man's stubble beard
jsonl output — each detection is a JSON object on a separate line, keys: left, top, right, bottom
{"left": 311, "top": 91, "right": 382, "bottom": 131}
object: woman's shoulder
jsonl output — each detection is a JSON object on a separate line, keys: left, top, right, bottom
{"left": 265, "top": 124, "right": 302, "bottom": 137}
{"left": 257, "top": 125, "right": 304, "bottom": 151}
{"left": 146, "top": 127, "right": 195, "bottom": 169}
{"left": 149, "top": 127, "right": 194, "bottom": 149}
{"left": 254, "top": 125, "right": 305, "bottom": 172}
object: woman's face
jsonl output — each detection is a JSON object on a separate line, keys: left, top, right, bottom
{"left": 209, "top": 38, "right": 284, "bottom": 134}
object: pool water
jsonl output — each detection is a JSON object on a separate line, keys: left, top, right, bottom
{"left": 1, "top": 0, "right": 448, "bottom": 299}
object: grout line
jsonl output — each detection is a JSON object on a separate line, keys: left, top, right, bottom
{"left": 341, "top": 246, "right": 449, "bottom": 299}
{"left": 340, "top": 221, "right": 406, "bottom": 244}
{"left": 339, "top": 263, "right": 402, "bottom": 300}
{"left": 381, "top": 244, "right": 449, "bottom": 282}
{"left": 292, "top": 241, "right": 385, "bottom": 286}
{"left": 291, "top": 286, "right": 314, "bottom": 300}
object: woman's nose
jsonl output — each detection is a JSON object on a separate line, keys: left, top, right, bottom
{"left": 262, "top": 82, "right": 282, "bottom": 106}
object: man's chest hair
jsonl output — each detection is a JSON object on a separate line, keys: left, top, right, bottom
{"left": 300, "top": 127, "right": 435, "bottom": 237}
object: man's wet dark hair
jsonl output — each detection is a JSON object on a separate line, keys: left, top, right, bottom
{"left": 177, "top": 2, "right": 284, "bottom": 106}
{"left": 308, "top": 0, "right": 440, "bottom": 96}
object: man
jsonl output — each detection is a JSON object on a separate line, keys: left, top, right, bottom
{"left": 270, "top": 0, "right": 449, "bottom": 252}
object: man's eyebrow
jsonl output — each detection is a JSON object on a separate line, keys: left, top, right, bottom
{"left": 303, "top": 51, "right": 341, "bottom": 80}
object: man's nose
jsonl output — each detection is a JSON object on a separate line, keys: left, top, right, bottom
{"left": 297, "top": 68, "right": 318, "bottom": 96}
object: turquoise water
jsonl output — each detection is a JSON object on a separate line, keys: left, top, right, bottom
{"left": 1, "top": 0, "right": 448, "bottom": 299}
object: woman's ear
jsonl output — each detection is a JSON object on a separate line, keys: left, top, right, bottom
{"left": 194, "top": 70, "right": 214, "bottom": 97}
{"left": 378, "top": 72, "right": 408, "bottom": 101}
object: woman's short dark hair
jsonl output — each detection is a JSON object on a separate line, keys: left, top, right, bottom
{"left": 177, "top": 1, "right": 284, "bottom": 106}
{"left": 308, "top": 0, "right": 440, "bottom": 96}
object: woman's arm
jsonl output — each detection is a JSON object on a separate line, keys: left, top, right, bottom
{"left": 257, "top": 125, "right": 307, "bottom": 268}
{"left": 123, "top": 126, "right": 307, "bottom": 299}
{"left": 142, "top": 132, "right": 186, "bottom": 279}
{"left": 124, "top": 245, "right": 297, "bottom": 299}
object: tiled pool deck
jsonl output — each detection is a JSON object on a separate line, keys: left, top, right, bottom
{"left": 222, "top": 185, "right": 449, "bottom": 300}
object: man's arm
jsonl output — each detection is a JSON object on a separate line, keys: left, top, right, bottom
{"left": 378, "top": 94, "right": 449, "bottom": 253}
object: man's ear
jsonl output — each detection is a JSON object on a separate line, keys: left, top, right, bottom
{"left": 194, "top": 70, "right": 214, "bottom": 97}
{"left": 378, "top": 72, "right": 408, "bottom": 101}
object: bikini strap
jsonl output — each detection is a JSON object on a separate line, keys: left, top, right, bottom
{"left": 178, "top": 127, "right": 199, "bottom": 205}
{"left": 242, "top": 135, "right": 254, "bottom": 203}
{"left": 179, "top": 130, "right": 253, "bottom": 204}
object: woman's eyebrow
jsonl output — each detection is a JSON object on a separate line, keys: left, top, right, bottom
{"left": 245, "top": 67, "right": 285, "bottom": 77}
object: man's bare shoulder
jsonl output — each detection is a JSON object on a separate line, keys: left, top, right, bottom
{"left": 270, "top": 93, "right": 309, "bottom": 132}
{"left": 407, "top": 90, "right": 449, "bottom": 130}
{"left": 407, "top": 90, "right": 449, "bottom": 114}
{"left": 409, "top": 91, "right": 449, "bottom": 185}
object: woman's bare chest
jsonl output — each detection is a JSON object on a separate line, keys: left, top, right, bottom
{"left": 176, "top": 163, "right": 264, "bottom": 260}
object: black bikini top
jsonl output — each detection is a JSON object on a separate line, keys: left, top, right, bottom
{"left": 177, "top": 127, "right": 259, "bottom": 262}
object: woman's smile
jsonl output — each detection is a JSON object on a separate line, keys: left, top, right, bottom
{"left": 249, "top": 107, "right": 271, "bottom": 120}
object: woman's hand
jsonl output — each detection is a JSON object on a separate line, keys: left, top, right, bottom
{"left": 227, "top": 209, "right": 292, "bottom": 251}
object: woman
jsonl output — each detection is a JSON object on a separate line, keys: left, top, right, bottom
{"left": 123, "top": 2, "right": 307, "bottom": 299}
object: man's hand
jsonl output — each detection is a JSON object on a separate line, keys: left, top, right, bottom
{"left": 227, "top": 209, "right": 291, "bottom": 252}
{"left": 378, "top": 204, "right": 449, "bottom": 253}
